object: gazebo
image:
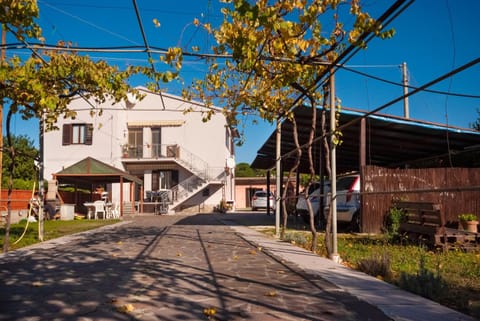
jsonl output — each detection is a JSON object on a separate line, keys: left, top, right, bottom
{"left": 53, "top": 157, "right": 143, "bottom": 216}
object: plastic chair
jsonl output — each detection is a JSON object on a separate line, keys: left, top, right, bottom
{"left": 110, "top": 203, "right": 120, "bottom": 219}
{"left": 93, "top": 200, "right": 106, "bottom": 219}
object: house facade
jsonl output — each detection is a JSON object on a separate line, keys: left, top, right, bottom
{"left": 44, "top": 87, "right": 236, "bottom": 214}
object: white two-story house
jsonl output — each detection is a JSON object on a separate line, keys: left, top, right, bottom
{"left": 44, "top": 87, "right": 237, "bottom": 215}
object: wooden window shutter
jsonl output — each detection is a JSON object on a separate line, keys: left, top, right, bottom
{"left": 85, "top": 124, "right": 93, "bottom": 145}
{"left": 62, "top": 124, "right": 72, "bottom": 145}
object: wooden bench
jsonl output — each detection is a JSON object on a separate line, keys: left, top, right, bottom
{"left": 393, "top": 201, "right": 480, "bottom": 251}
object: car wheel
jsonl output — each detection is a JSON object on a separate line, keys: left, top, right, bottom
{"left": 349, "top": 211, "right": 361, "bottom": 232}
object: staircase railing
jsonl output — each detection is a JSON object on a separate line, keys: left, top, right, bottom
{"left": 169, "top": 167, "right": 226, "bottom": 207}
{"left": 170, "top": 175, "right": 205, "bottom": 204}
{"left": 127, "top": 143, "right": 227, "bottom": 208}
{"left": 175, "top": 146, "right": 210, "bottom": 180}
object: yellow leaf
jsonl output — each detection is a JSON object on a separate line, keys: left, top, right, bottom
{"left": 118, "top": 303, "right": 135, "bottom": 313}
{"left": 177, "top": 252, "right": 183, "bottom": 257}
{"left": 265, "top": 290, "right": 277, "bottom": 297}
{"left": 203, "top": 307, "right": 217, "bottom": 316}
{"left": 32, "top": 281, "right": 43, "bottom": 287}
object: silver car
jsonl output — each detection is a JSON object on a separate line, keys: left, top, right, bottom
{"left": 251, "top": 190, "right": 275, "bottom": 211}
{"left": 296, "top": 173, "right": 361, "bottom": 231}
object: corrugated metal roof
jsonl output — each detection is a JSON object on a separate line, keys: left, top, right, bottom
{"left": 251, "top": 105, "right": 480, "bottom": 173}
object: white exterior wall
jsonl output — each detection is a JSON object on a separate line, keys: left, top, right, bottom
{"left": 43, "top": 87, "right": 235, "bottom": 209}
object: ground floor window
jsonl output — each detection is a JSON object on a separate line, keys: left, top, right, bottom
{"left": 152, "top": 170, "right": 178, "bottom": 190}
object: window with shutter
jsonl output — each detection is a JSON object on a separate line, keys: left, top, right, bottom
{"left": 62, "top": 123, "right": 93, "bottom": 145}
{"left": 85, "top": 124, "right": 93, "bottom": 145}
{"left": 62, "top": 124, "right": 72, "bottom": 145}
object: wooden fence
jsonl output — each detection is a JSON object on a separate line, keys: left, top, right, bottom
{"left": 361, "top": 166, "right": 480, "bottom": 233}
{"left": 0, "top": 190, "right": 34, "bottom": 211}
{"left": 0, "top": 189, "right": 96, "bottom": 214}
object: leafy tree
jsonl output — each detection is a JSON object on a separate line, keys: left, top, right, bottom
{"left": 1, "top": 134, "right": 38, "bottom": 189}
{"left": 235, "top": 162, "right": 267, "bottom": 177}
{"left": 181, "top": 0, "right": 394, "bottom": 255}
{"left": 236, "top": 162, "right": 256, "bottom": 177}
{"left": 0, "top": 1, "right": 143, "bottom": 252}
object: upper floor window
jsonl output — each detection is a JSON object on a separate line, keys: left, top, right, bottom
{"left": 128, "top": 127, "right": 143, "bottom": 158}
{"left": 62, "top": 123, "right": 93, "bottom": 145}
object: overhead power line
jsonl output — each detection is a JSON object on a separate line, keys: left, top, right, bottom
{"left": 341, "top": 65, "right": 480, "bottom": 99}
{"left": 131, "top": 0, "right": 166, "bottom": 109}
{"left": 338, "top": 57, "right": 480, "bottom": 132}
{"left": 282, "top": 0, "right": 415, "bottom": 118}
{"left": 40, "top": 0, "right": 141, "bottom": 46}
{"left": 280, "top": 57, "right": 480, "bottom": 162}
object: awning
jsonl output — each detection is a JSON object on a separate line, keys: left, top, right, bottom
{"left": 54, "top": 157, "right": 143, "bottom": 186}
{"left": 127, "top": 120, "right": 184, "bottom": 127}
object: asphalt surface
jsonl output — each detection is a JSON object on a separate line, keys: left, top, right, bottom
{"left": 0, "top": 212, "right": 476, "bottom": 321}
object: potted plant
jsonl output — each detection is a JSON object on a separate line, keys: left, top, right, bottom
{"left": 122, "top": 144, "right": 129, "bottom": 158}
{"left": 214, "top": 199, "right": 228, "bottom": 213}
{"left": 458, "top": 213, "right": 479, "bottom": 233}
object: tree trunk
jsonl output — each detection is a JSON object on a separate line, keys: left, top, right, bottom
{"left": 306, "top": 96, "right": 318, "bottom": 252}
{"left": 3, "top": 110, "right": 15, "bottom": 253}
{"left": 281, "top": 117, "right": 302, "bottom": 239}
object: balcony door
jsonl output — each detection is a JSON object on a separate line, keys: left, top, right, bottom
{"left": 152, "top": 128, "right": 161, "bottom": 157}
{"left": 128, "top": 128, "right": 143, "bottom": 158}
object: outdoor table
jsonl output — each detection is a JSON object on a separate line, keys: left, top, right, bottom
{"left": 83, "top": 202, "right": 96, "bottom": 219}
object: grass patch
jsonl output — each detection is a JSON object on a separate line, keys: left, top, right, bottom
{"left": 0, "top": 219, "right": 120, "bottom": 251}
{"left": 269, "top": 229, "right": 480, "bottom": 319}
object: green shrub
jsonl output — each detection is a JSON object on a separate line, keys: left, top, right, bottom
{"left": 384, "top": 207, "right": 405, "bottom": 243}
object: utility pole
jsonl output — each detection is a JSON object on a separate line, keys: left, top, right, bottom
{"left": 38, "top": 112, "right": 45, "bottom": 241}
{"left": 402, "top": 62, "right": 409, "bottom": 118}
{"left": 329, "top": 70, "right": 340, "bottom": 263}
{"left": 275, "top": 118, "right": 281, "bottom": 237}
{"left": 1, "top": 28, "right": 6, "bottom": 201}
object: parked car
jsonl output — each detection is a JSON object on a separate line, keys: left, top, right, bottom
{"left": 251, "top": 190, "right": 275, "bottom": 211}
{"left": 296, "top": 173, "right": 361, "bottom": 231}
{"left": 335, "top": 173, "right": 361, "bottom": 231}
{"left": 295, "top": 181, "right": 330, "bottom": 225}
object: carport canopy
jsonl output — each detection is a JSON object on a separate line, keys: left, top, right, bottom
{"left": 53, "top": 157, "right": 143, "bottom": 188}
{"left": 251, "top": 105, "right": 480, "bottom": 174}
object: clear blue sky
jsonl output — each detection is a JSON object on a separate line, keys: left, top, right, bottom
{"left": 3, "top": 0, "right": 480, "bottom": 165}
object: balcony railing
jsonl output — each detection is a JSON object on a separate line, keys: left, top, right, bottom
{"left": 123, "top": 144, "right": 180, "bottom": 159}
{"left": 123, "top": 144, "right": 216, "bottom": 176}
{"left": 125, "top": 145, "right": 143, "bottom": 158}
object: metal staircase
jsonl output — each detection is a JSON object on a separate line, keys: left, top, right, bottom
{"left": 167, "top": 146, "right": 224, "bottom": 211}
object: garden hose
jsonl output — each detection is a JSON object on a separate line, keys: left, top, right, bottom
{"left": 12, "top": 182, "right": 37, "bottom": 245}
